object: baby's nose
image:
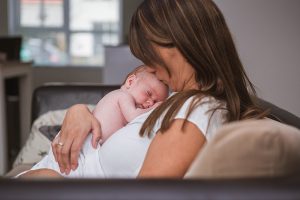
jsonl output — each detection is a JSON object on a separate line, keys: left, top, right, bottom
{"left": 149, "top": 99, "right": 155, "bottom": 106}
{"left": 144, "top": 99, "right": 154, "bottom": 108}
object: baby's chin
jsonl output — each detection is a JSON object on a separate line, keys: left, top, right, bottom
{"left": 137, "top": 104, "right": 152, "bottom": 109}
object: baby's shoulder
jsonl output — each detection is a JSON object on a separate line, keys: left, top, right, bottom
{"left": 106, "top": 89, "right": 133, "bottom": 101}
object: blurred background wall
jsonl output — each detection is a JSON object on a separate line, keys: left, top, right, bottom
{"left": 214, "top": 0, "right": 300, "bottom": 116}
{"left": 0, "top": 0, "right": 299, "bottom": 116}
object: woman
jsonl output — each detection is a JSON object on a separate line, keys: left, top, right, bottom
{"left": 52, "top": 0, "right": 267, "bottom": 178}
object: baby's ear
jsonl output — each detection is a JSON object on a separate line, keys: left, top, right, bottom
{"left": 124, "top": 74, "right": 137, "bottom": 89}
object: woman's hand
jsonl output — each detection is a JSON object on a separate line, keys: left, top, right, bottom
{"left": 52, "top": 104, "right": 102, "bottom": 174}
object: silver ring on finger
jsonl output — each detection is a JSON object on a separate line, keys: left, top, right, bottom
{"left": 57, "top": 142, "right": 64, "bottom": 147}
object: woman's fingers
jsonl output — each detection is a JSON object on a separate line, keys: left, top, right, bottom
{"left": 54, "top": 132, "right": 78, "bottom": 174}
{"left": 51, "top": 135, "right": 59, "bottom": 162}
{"left": 55, "top": 141, "right": 65, "bottom": 173}
{"left": 54, "top": 129, "right": 72, "bottom": 174}
{"left": 70, "top": 138, "right": 83, "bottom": 171}
{"left": 91, "top": 117, "right": 102, "bottom": 149}
{"left": 60, "top": 137, "right": 73, "bottom": 175}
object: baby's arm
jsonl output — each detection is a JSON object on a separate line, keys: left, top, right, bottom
{"left": 118, "top": 93, "right": 157, "bottom": 122}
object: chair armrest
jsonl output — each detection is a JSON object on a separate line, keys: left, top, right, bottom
{"left": 258, "top": 98, "right": 300, "bottom": 129}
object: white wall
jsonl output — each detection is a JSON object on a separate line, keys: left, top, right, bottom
{"left": 102, "top": 46, "right": 142, "bottom": 85}
{"left": 214, "top": 0, "right": 300, "bottom": 116}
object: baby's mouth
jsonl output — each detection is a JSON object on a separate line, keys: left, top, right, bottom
{"left": 138, "top": 104, "right": 150, "bottom": 109}
{"left": 137, "top": 104, "right": 144, "bottom": 109}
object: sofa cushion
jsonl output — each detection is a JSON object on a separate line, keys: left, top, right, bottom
{"left": 13, "top": 109, "right": 67, "bottom": 168}
{"left": 5, "top": 164, "right": 34, "bottom": 178}
{"left": 13, "top": 105, "right": 95, "bottom": 168}
{"left": 185, "top": 119, "right": 300, "bottom": 179}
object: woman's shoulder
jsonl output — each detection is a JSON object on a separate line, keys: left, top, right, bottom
{"left": 182, "top": 94, "right": 225, "bottom": 113}
{"left": 167, "top": 92, "right": 226, "bottom": 115}
{"left": 174, "top": 93, "right": 227, "bottom": 138}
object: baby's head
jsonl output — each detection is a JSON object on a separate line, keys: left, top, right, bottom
{"left": 122, "top": 65, "right": 169, "bottom": 109}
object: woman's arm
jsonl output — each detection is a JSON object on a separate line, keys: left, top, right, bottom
{"left": 18, "top": 169, "right": 64, "bottom": 179}
{"left": 138, "top": 119, "right": 206, "bottom": 178}
{"left": 52, "top": 104, "right": 101, "bottom": 174}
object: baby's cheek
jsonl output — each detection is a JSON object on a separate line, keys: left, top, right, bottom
{"left": 139, "top": 94, "right": 148, "bottom": 103}
{"left": 135, "top": 97, "right": 144, "bottom": 106}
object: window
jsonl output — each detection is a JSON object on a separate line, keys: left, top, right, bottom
{"left": 10, "top": 0, "right": 122, "bottom": 66}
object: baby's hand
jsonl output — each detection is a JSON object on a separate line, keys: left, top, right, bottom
{"left": 140, "top": 101, "right": 163, "bottom": 112}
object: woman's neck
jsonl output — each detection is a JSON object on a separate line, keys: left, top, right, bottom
{"left": 181, "top": 74, "right": 199, "bottom": 91}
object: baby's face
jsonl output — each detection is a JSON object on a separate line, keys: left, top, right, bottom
{"left": 129, "top": 73, "right": 168, "bottom": 109}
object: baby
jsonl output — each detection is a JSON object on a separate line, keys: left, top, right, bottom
{"left": 18, "top": 65, "right": 168, "bottom": 178}
{"left": 93, "top": 65, "right": 169, "bottom": 144}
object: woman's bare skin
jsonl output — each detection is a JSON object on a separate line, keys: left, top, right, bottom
{"left": 18, "top": 169, "right": 63, "bottom": 179}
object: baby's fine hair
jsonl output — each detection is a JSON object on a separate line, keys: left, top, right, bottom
{"left": 122, "top": 65, "right": 149, "bottom": 85}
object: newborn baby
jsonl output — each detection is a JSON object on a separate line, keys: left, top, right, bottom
{"left": 93, "top": 65, "right": 169, "bottom": 144}
{"left": 18, "top": 65, "right": 168, "bottom": 178}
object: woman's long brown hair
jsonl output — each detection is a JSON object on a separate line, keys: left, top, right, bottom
{"left": 129, "top": 0, "right": 268, "bottom": 136}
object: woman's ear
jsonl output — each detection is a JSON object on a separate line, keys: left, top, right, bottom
{"left": 124, "top": 74, "right": 137, "bottom": 89}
